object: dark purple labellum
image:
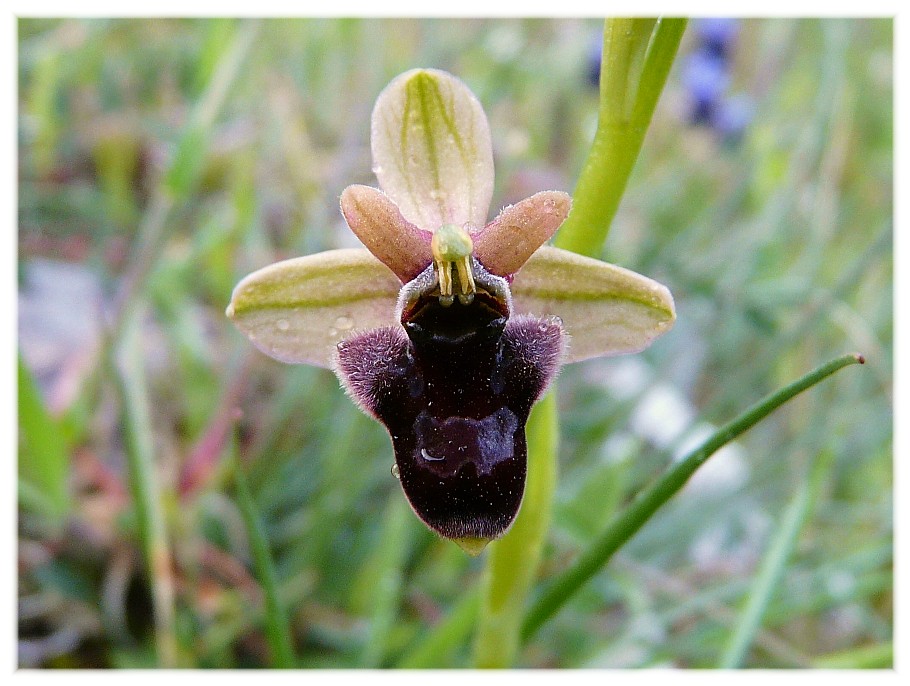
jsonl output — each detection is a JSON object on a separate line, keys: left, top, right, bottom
{"left": 335, "top": 261, "right": 563, "bottom": 540}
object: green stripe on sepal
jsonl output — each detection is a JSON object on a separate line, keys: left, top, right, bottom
{"left": 371, "top": 68, "right": 494, "bottom": 231}
{"left": 511, "top": 246, "right": 675, "bottom": 363}
{"left": 227, "top": 248, "right": 401, "bottom": 368}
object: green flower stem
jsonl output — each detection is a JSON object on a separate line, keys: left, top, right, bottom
{"left": 115, "top": 306, "right": 177, "bottom": 667}
{"left": 472, "top": 19, "right": 686, "bottom": 666}
{"left": 720, "top": 448, "right": 835, "bottom": 667}
{"left": 233, "top": 451, "right": 296, "bottom": 668}
{"left": 520, "top": 352, "right": 865, "bottom": 643}
{"left": 555, "top": 18, "right": 687, "bottom": 257}
{"left": 473, "top": 391, "right": 558, "bottom": 667}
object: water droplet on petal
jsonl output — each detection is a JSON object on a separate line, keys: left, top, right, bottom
{"left": 391, "top": 463, "right": 400, "bottom": 479}
{"left": 276, "top": 319, "right": 290, "bottom": 331}
{"left": 334, "top": 315, "right": 354, "bottom": 331}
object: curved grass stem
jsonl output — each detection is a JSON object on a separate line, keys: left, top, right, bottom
{"left": 116, "top": 305, "right": 177, "bottom": 667}
{"left": 520, "top": 352, "right": 865, "bottom": 642}
{"left": 233, "top": 449, "right": 296, "bottom": 668}
{"left": 719, "top": 448, "right": 835, "bottom": 667}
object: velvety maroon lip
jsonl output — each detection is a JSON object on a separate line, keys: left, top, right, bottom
{"left": 335, "top": 264, "right": 564, "bottom": 540}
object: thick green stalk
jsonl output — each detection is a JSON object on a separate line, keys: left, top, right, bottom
{"left": 555, "top": 18, "right": 687, "bottom": 257}
{"left": 233, "top": 454, "right": 296, "bottom": 668}
{"left": 720, "top": 449, "right": 835, "bottom": 667}
{"left": 473, "top": 392, "right": 558, "bottom": 667}
{"left": 472, "top": 18, "right": 687, "bottom": 667}
{"left": 521, "top": 353, "right": 865, "bottom": 642}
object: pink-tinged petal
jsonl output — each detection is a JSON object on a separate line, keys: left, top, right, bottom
{"left": 340, "top": 184, "right": 433, "bottom": 282}
{"left": 371, "top": 68, "right": 494, "bottom": 231}
{"left": 510, "top": 246, "right": 675, "bottom": 363}
{"left": 473, "top": 191, "right": 571, "bottom": 276}
{"left": 226, "top": 249, "right": 401, "bottom": 368}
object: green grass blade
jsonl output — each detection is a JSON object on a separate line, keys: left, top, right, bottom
{"left": 356, "top": 494, "right": 414, "bottom": 667}
{"left": 115, "top": 306, "right": 177, "bottom": 667}
{"left": 719, "top": 449, "right": 836, "bottom": 667}
{"left": 473, "top": 391, "right": 558, "bottom": 667}
{"left": 812, "top": 641, "right": 893, "bottom": 669}
{"left": 397, "top": 588, "right": 481, "bottom": 668}
{"left": 233, "top": 453, "right": 296, "bottom": 668}
{"left": 109, "top": 19, "right": 259, "bottom": 339}
{"left": 18, "top": 352, "right": 71, "bottom": 524}
{"left": 521, "top": 353, "right": 865, "bottom": 642}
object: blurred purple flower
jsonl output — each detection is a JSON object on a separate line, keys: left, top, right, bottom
{"left": 682, "top": 51, "right": 731, "bottom": 125}
{"left": 586, "top": 29, "right": 603, "bottom": 88}
{"left": 695, "top": 18, "right": 740, "bottom": 60}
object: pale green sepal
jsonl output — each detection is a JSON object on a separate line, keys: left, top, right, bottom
{"left": 370, "top": 68, "right": 494, "bottom": 231}
{"left": 226, "top": 249, "right": 401, "bottom": 368}
{"left": 511, "top": 246, "right": 675, "bottom": 363}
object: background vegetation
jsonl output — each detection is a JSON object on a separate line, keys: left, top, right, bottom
{"left": 18, "top": 18, "right": 892, "bottom": 668}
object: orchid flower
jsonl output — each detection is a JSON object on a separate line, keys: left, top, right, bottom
{"left": 227, "top": 69, "right": 675, "bottom": 553}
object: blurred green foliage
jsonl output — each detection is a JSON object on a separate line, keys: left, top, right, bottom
{"left": 18, "top": 18, "right": 891, "bottom": 668}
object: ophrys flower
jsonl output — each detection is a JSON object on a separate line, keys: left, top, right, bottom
{"left": 227, "top": 69, "right": 675, "bottom": 553}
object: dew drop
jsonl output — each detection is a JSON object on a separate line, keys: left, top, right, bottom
{"left": 328, "top": 328, "right": 338, "bottom": 337}
{"left": 276, "top": 319, "right": 290, "bottom": 331}
{"left": 391, "top": 463, "right": 400, "bottom": 479}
